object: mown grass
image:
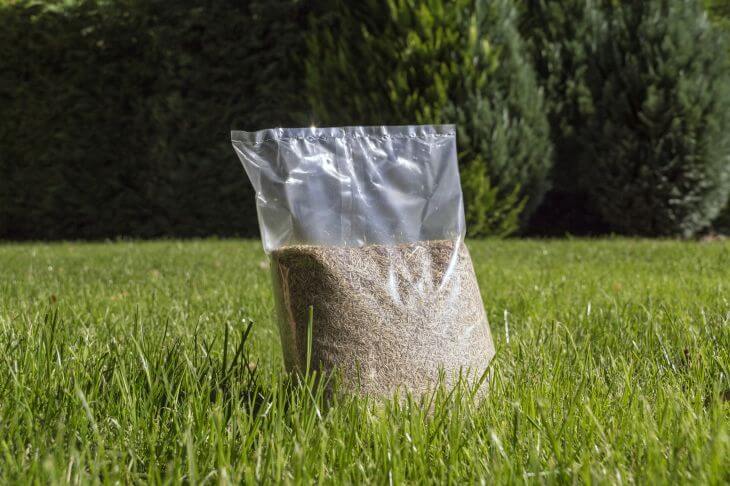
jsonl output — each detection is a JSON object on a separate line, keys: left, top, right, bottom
{"left": 0, "top": 239, "right": 728, "bottom": 484}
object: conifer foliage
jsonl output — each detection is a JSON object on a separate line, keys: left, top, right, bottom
{"left": 580, "top": 0, "right": 730, "bottom": 236}
{"left": 518, "top": 0, "right": 609, "bottom": 235}
{"left": 305, "top": 0, "right": 552, "bottom": 236}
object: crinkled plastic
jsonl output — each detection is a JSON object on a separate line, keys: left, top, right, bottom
{"left": 231, "top": 125, "right": 494, "bottom": 397}
{"left": 231, "top": 125, "right": 465, "bottom": 252}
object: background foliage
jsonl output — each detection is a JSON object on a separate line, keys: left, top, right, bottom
{"left": 518, "top": 0, "right": 609, "bottom": 236}
{"left": 705, "top": 0, "right": 730, "bottom": 233}
{"left": 520, "top": 0, "right": 730, "bottom": 236}
{"left": 306, "top": 0, "right": 552, "bottom": 236}
{"left": 581, "top": 0, "right": 730, "bottom": 236}
{"left": 1, "top": 0, "right": 729, "bottom": 239}
{"left": 0, "top": 0, "right": 306, "bottom": 239}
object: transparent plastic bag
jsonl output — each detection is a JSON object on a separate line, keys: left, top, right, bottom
{"left": 231, "top": 125, "right": 494, "bottom": 397}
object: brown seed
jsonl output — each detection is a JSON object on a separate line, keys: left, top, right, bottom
{"left": 270, "top": 240, "right": 495, "bottom": 398}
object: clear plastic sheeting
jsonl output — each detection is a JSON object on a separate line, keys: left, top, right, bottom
{"left": 231, "top": 125, "right": 465, "bottom": 252}
{"left": 231, "top": 125, "right": 494, "bottom": 398}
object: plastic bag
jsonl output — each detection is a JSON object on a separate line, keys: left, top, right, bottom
{"left": 231, "top": 125, "right": 494, "bottom": 397}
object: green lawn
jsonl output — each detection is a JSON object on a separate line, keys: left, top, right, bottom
{"left": 0, "top": 239, "right": 728, "bottom": 484}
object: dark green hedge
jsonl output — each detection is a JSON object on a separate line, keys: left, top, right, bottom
{"left": 2, "top": 0, "right": 729, "bottom": 239}
{"left": 0, "top": 0, "right": 307, "bottom": 239}
{"left": 2, "top": 0, "right": 551, "bottom": 240}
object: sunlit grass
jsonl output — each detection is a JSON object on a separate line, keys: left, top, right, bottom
{"left": 0, "top": 239, "right": 728, "bottom": 483}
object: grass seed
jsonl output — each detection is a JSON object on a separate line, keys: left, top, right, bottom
{"left": 270, "top": 239, "right": 496, "bottom": 398}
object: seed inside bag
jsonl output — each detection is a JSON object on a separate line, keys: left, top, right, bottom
{"left": 270, "top": 239, "right": 495, "bottom": 397}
